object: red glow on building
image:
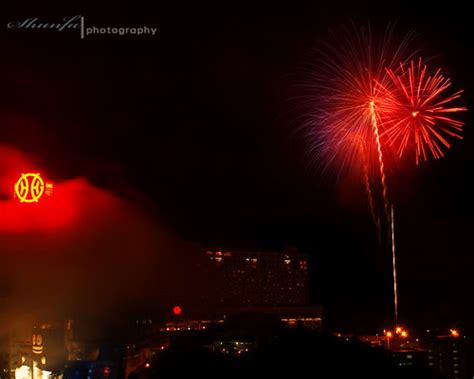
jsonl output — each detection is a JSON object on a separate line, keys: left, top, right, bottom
{"left": 172, "top": 306, "right": 182, "bottom": 315}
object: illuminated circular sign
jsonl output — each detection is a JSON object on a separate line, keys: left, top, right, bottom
{"left": 32, "top": 333, "right": 43, "bottom": 355}
{"left": 15, "top": 173, "right": 45, "bottom": 203}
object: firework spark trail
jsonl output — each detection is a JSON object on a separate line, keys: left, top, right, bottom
{"left": 391, "top": 204, "right": 398, "bottom": 323}
{"left": 371, "top": 100, "right": 397, "bottom": 321}
{"left": 369, "top": 101, "right": 391, "bottom": 225}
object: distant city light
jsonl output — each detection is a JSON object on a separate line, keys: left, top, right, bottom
{"left": 450, "top": 329, "right": 460, "bottom": 337}
{"left": 15, "top": 365, "right": 31, "bottom": 379}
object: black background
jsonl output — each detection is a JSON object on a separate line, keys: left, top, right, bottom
{"left": 1, "top": 2, "right": 473, "bottom": 334}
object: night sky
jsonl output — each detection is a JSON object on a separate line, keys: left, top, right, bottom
{"left": 1, "top": 3, "right": 473, "bottom": 334}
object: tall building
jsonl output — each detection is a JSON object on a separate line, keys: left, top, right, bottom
{"left": 425, "top": 330, "right": 469, "bottom": 379}
{"left": 205, "top": 248, "right": 309, "bottom": 307}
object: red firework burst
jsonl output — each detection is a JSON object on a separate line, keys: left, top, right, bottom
{"left": 304, "top": 24, "right": 416, "bottom": 177}
{"left": 378, "top": 58, "right": 467, "bottom": 164}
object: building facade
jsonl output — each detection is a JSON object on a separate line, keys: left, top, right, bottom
{"left": 425, "top": 331, "right": 469, "bottom": 379}
{"left": 205, "top": 248, "right": 309, "bottom": 307}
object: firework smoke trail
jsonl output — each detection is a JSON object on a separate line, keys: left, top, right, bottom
{"left": 361, "top": 145, "right": 381, "bottom": 243}
{"left": 391, "top": 204, "right": 398, "bottom": 323}
{"left": 363, "top": 162, "right": 378, "bottom": 230}
{"left": 364, "top": 167, "right": 381, "bottom": 244}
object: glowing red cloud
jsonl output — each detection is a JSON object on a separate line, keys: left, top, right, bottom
{"left": 0, "top": 145, "right": 219, "bottom": 331}
{"left": 0, "top": 177, "right": 119, "bottom": 232}
{"left": 0, "top": 145, "right": 119, "bottom": 233}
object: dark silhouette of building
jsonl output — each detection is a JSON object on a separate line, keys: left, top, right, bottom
{"left": 129, "top": 329, "right": 441, "bottom": 379}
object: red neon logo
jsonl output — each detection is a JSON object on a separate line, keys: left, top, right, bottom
{"left": 14, "top": 173, "right": 52, "bottom": 203}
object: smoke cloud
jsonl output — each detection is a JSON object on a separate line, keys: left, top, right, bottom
{"left": 0, "top": 145, "right": 215, "bottom": 338}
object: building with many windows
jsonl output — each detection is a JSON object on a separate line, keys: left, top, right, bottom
{"left": 425, "top": 330, "right": 469, "bottom": 379}
{"left": 205, "top": 248, "right": 309, "bottom": 307}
